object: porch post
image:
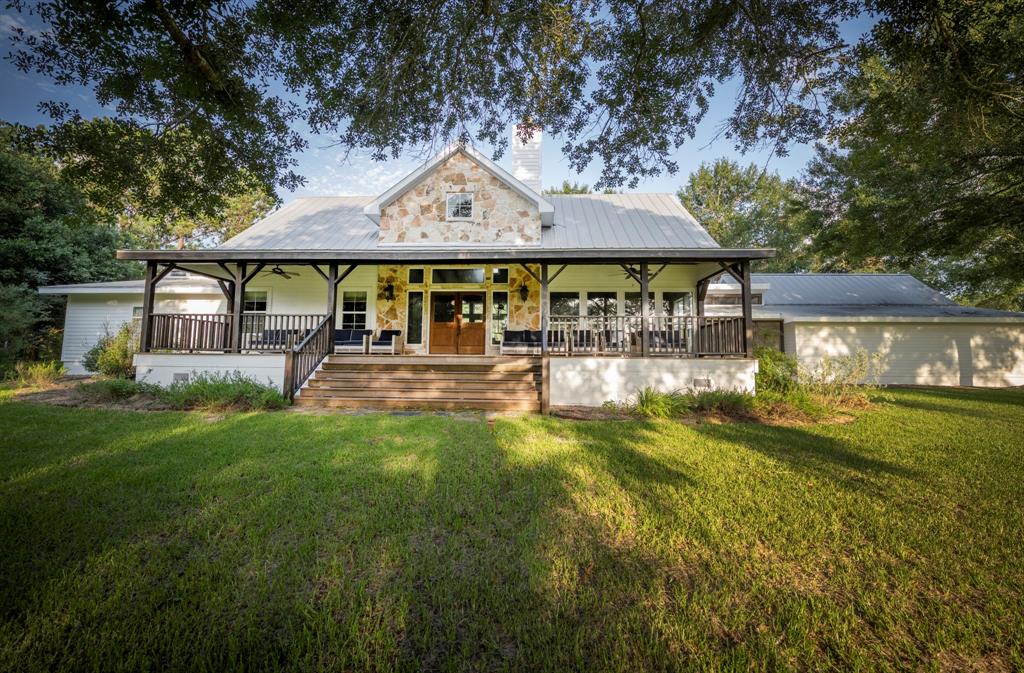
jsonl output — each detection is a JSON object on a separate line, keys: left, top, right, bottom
{"left": 640, "top": 261, "right": 650, "bottom": 357}
{"left": 540, "top": 263, "right": 549, "bottom": 356}
{"left": 230, "top": 263, "right": 246, "bottom": 353}
{"left": 139, "top": 261, "right": 157, "bottom": 353}
{"left": 696, "top": 278, "right": 708, "bottom": 317}
{"left": 326, "top": 263, "right": 338, "bottom": 335}
{"left": 740, "top": 260, "right": 754, "bottom": 358}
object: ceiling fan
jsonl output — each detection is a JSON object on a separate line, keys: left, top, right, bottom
{"left": 261, "top": 265, "right": 301, "bottom": 280}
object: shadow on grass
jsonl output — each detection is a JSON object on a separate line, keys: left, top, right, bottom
{"left": 694, "top": 419, "right": 918, "bottom": 495}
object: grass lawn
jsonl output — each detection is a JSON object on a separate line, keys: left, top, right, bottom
{"left": 0, "top": 388, "right": 1022, "bottom": 672}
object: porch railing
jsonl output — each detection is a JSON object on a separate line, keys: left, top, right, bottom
{"left": 148, "top": 313, "right": 328, "bottom": 353}
{"left": 283, "top": 315, "right": 333, "bottom": 399}
{"left": 546, "top": 315, "right": 746, "bottom": 357}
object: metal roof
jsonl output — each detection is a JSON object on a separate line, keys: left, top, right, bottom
{"left": 712, "top": 273, "right": 1024, "bottom": 321}
{"left": 38, "top": 276, "right": 222, "bottom": 295}
{"left": 215, "top": 193, "right": 720, "bottom": 253}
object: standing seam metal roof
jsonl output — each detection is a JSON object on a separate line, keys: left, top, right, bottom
{"left": 218, "top": 194, "right": 720, "bottom": 251}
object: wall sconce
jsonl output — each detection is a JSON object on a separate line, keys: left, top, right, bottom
{"left": 383, "top": 283, "right": 395, "bottom": 301}
{"left": 518, "top": 284, "right": 529, "bottom": 302}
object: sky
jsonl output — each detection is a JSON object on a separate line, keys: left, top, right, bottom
{"left": 0, "top": 9, "right": 874, "bottom": 204}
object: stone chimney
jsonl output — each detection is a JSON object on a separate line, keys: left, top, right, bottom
{"left": 511, "top": 127, "right": 542, "bottom": 194}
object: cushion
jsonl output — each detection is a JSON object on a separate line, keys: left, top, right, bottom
{"left": 502, "top": 330, "right": 524, "bottom": 344}
{"left": 333, "top": 329, "right": 352, "bottom": 344}
{"left": 376, "top": 329, "right": 401, "bottom": 343}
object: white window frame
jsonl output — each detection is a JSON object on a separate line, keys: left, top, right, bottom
{"left": 446, "top": 193, "right": 474, "bottom": 221}
{"left": 340, "top": 290, "right": 369, "bottom": 330}
{"left": 243, "top": 289, "right": 270, "bottom": 313}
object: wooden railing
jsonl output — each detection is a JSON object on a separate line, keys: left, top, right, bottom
{"left": 283, "top": 315, "right": 333, "bottom": 399}
{"left": 546, "top": 315, "right": 746, "bottom": 357}
{"left": 238, "top": 314, "right": 329, "bottom": 351}
{"left": 150, "top": 313, "right": 233, "bottom": 352}
{"left": 148, "top": 313, "right": 328, "bottom": 353}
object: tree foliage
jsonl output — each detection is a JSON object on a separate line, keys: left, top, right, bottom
{"left": 0, "top": 125, "right": 133, "bottom": 366}
{"left": 545, "top": 180, "right": 592, "bottom": 194}
{"left": 8, "top": 0, "right": 857, "bottom": 198}
{"left": 803, "top": 0, "right": 1024, "bottom": 309}
{"left": 679, "top": 159, "right": 811, "bottom": 272}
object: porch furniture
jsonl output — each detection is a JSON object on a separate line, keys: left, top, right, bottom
{"left": 500, "top": 329, "right": 540, "bottom": 355}
{"left": 254, "top": 328, "right": 303, "bottom": 350}
{"left": 334, "top": 329, "right": 374, "bottom": 353}
{"left": 369, "top": 329, "right": 404, "bottom": 355}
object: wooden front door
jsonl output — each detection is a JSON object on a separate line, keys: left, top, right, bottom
{"left": 430, "top": 292, "right": 486, "bottom": 354}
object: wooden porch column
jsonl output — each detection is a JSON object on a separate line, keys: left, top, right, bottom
{"left": 139, "top": 261, "right": 157, "bottom": 353}
{"left": 639, "top": 262, "right": 651, "bottom": 357}
{"left": 326, "top": 263, "right": 338, "bottom": 335}
{"left": 230, "top": 263, "right": 247, "bottom": 353}
{"left": 740, "top": 260, "right": 754, "bottom": 358}
{"left": 696, "top": 277, "right": 709, "bottom": 317}
{"left": 540, "top": 263, "right": 549, "bottom": 356}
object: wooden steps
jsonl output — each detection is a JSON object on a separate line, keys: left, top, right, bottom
{"left": 294, "top": 355, "right": 542, "bottom": 411}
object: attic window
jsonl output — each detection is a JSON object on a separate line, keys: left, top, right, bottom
{"left": 446, "top": 193, "right": 473, "bottom": 220}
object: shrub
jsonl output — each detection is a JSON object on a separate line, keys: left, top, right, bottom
{"left": 630, "top": 387, "right": 693, "bottom": 418}
{"left": 755, "top": 346, "right": 799, "bottom": 393}
{"left": 798, "top": 348, "right": 885, "bottom": 405}
{"left": 692, "top": 389, "right": 755, "bottom": 416}
{"left": 13, "top": 360, "right": 66, "bottom": 387}
{"left": 161, "top": 372, "right": 287, "bottom": 411}
{"left": 78, "top": 378, "right": 157, "bottom": 402}
{"left": 83, "top": 322, "right": 138, "bottom": 379}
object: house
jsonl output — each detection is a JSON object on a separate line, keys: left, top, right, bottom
{"left": 38, "top": 133, "right": 1024, "bottom": 409}
{"left": 705, "top": 273, "right": 1024, "bottom": 386}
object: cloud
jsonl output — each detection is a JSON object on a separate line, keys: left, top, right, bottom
{"left": 0, "top": 13, "right": 42, "bottom": 39}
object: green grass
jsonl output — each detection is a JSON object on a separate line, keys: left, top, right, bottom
{"left": 0, "top": 388, "right": 1022, "bottom": 671}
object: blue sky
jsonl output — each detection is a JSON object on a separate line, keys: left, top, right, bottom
{"left": 0, "top": 10, "right": 873, "bottom": 203}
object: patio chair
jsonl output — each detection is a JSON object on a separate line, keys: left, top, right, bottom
{"left": 369, "top": 329, "right": 404, "bottom": 355}
{"left": 500, "top": 329, "right": 541, "bottom": 355}
{"left": 334, "top": 328, "right": 374, "bottom": 354}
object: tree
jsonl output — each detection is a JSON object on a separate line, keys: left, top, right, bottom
{"left": 678, "top": 160, "right": 811, "bottom": 272}
{"left": 8, "top": 0, "right": 857, "bottom": 202}
{"left": 114, "top": 184, "right": 276, "bottom": 249}
{"left": 0, "top": 127, "right": 132, "bottom": 367}
{"left": 545, "top": 181, "right": 591, "bottom": 194}
{"left": 802, "top": 0, "right": 1024, "bottom": 309}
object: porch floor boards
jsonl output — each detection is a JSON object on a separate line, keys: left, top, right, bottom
{"left": 295, "top": 355, "right": 542, "bottom": 412}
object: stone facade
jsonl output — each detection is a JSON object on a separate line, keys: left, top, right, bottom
{"left": 375, "top": 265, "right": 408, "bottom": 333}
{"left": 379, "top": 151, "right": 541, "bottom": 245}
{"left": 508, "top": 265, "right": 541, "bottom": 330}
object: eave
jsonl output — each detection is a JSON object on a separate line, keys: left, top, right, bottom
{"left": 116, "top": 247, "right": 776, "bottom": 265}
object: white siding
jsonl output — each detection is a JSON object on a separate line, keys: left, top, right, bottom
{"left": 243, "top": 264, "right": 378, "bottom": 323}
{"left": 134, "top": 353, "right": 286, "bottom": 392}
{"left": 789, "top": 322, "right": 1024, "bottom": 387}
{"left": 60, "top": 293, "right": 225, "bottom": 375}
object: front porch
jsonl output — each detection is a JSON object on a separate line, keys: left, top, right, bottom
{"left": 128, "top": 256, "right": 763, "bottom": 410}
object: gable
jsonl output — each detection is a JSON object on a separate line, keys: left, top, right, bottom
{"left": 378, "top": 151, "right": 542, "bottom": 245}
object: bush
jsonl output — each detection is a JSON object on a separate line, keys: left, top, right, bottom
{"left": 161, "top": 372, "right": 287, "bottom": 411}
{"left": 755, "top": 346, "right": 799, "bottom": 393}
{"left": 77, "top": 378, "right": 157, "bottom": 402}
{"left": 630, "top": 387, "right": 693, "bottom": 418}
{"left": 691, "top": 389, "right": 755, "bottom": 416}
{"left": 798, "top": 348, "right": 885, "bottom": 406}
{"left": 83, "top": 322, "right": 138, "bottom": 379}
{"left": 12, "top": 360, "right": 66, "bottom": 387}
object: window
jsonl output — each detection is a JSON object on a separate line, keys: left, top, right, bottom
{"left": 132, "top": 306, "right": 144, "bottom": 318}
{"left": 341, "top": 291, "right": 367, "bottom": 329}
{"left": 446, "top": 193, "right": 474, "bottom": 219}
{"left": 406, "top": 292, "right": 423, "bottom": 344}
{"left": 624, "top": 292, "right": 655, "bottom": 316}
{"left": 586, "top": 292, "right": 618, "bottom": 316}
{"left": 491, "top": 291, "right": 508, "bottom": 344}
{"left": 243, "top": 290, "right": 268, "bottom": 313}
{"left": 491, "top": 267, "right": 509, "bottom": 284}
{"left": 408, "top": 268, "right": 425, "bottom": 284}
{"left": 662, "top": 291, "right": 693, "bottom": 316}
{"left": 549, "top": 292, "right": 580, "bottom": 316}
{"left": 431, "top": 267, "right": 485, "bottom": 284}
